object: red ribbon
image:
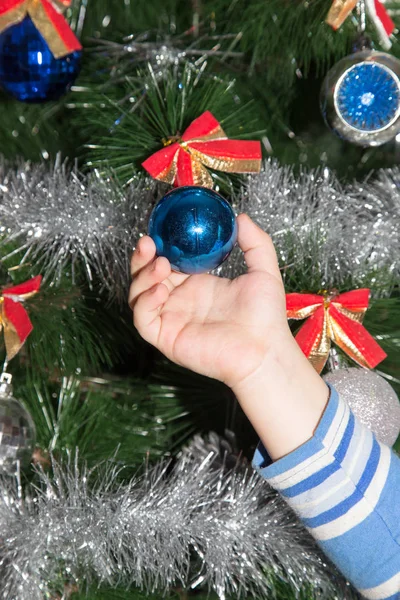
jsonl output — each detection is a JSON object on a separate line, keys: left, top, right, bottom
{"left": 326, "top": 0, "right": 394, "bottom": 49}
{"left": 366, "top": 0, "right": 395, "bottom": 49}
{"left": 0, "top": 275, "right": 42, "bottom": 360}
{"left": 286, "top": 289, "right": 387, "bottom": 374}
{"left": 142, "top": 111, "right": 262, "bottom": 189}
{"left": 0, "top": 0, "right": 82, "bottom": 59}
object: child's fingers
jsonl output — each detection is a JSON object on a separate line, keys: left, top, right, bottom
{"left": 133, "top": 283, "right": 169, "bottom": 346}
{"left": 130, "top": 236, "right": 157, "bottom": 278}
{"left": 237, "top": 214, "right": 281, "bottom": 280}
{"left": 129, "top": 256, "right": 171, "bottom": 308}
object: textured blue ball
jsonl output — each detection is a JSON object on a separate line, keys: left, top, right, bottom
{"left": 0, "top": 17, "right": 81, "bottom": 103}
{"left": 148, "top": 186, "right": 237, "bottom": 274}
{"left": 335, "top": 62, "right": 400, "bottom": 132}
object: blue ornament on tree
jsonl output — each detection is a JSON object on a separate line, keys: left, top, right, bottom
{"left": 321, "top": 50, "right": 400, "bottom": 146}
{"left": 148, "top": 186, "right": 237, "bottom": 274}
{"left": 0, "top": 17, "right": 81, "bottom": 103}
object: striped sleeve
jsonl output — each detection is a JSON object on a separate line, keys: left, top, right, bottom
{"left": 252, "top": 385, "right": 400, "bottom": 600}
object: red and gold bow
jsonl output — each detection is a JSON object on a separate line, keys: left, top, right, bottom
{"left": 286, "top": 289, "right": 387, "bottom": 374}
{"left": 142, "top": 111, "right": 262, "bottom": 189}
{"left": 326, "top": 0, "right": 394, "bottom": 49}
{"left": 0, "top": 276, "right": 42, "bottom": 361}
{"left": 326, "top": 0, "right": 359, "bottom": 29}
{"left": 0, "top": 0, "right": 82, "bottom": 58}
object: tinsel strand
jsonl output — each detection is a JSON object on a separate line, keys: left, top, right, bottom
{"left": 0, "top": 434, "right": 356, "bottom": 600}
{"left": 220, "top": 161, "right": 399, "bottom": 294}
{"left": 0, "top": 160, "right": 398, "bottom": 301}
{"left": 0, "top": 158, "right": 163, "bottom": 303}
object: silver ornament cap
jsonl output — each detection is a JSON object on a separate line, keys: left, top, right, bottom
{"left": 324, "top": 368, "right": 400, "bottom": 447}
{"left": 0, "top": 373, "right": 36, "bottom": 474}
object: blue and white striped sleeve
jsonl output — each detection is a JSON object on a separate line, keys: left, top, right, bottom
{"left": 252, "top": 385, "right": 400, "bottom": 600}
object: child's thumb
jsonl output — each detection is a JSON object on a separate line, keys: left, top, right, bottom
{"left": 236, "top": 214, "right": 281, "bottom": 279}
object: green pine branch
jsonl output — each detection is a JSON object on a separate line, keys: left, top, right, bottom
{"left": 82, "top": 62, "right": 265, "bottom": 189}
{"left": 17, "top": 374, "right": 193, "bottom": 469}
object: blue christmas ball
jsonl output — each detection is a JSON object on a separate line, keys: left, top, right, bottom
{"left": 0, "top": 17, "right": 81, "bottom": 103}
{"left": 336, "top": 62, "right": 400, "bottom": 132}
{"left": 321, "top": 51, "right": 400, "bottom": 146}
{"left": 148, "top": 186, "right": 237, "bottom": 274}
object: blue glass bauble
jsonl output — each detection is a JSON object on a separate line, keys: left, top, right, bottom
{"left": 336, "top": 63, "right": 400, "bottom": 132}
{"left": 0, "top": 17, "right": 81, "bottom": 103}
{"left": 148, "top": 186, "right": 237, "bottom": 274}
{"left": 321, "top": 51, "right": 400, "bottom": 146}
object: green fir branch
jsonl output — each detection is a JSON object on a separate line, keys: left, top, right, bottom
{"left": 0, "top": 279, "right": 111, "bottom": 376}
{"left": 17, "top": 374, "right": 192, "bottom": 468}
{"left": 83, "top": 63, "right": 265, "bottom": 188}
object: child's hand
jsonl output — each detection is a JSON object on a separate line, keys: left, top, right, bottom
{"left": 130, "top": 213, "right": 328, "bottom": 460}
{"left": 129, "top": 214, "right": 291, "bottom": 391}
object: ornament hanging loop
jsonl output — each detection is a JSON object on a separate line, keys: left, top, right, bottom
{"left": 357, "top": 0, "right": 367, "bottom": 33}
{"left": 327, "top": 347, "right": 345, "bottom": 371}
{"left": 353, "top": 0, "right": 373, "bottom": 52}
{"left": 0, "top": 371, "right": 13, "bottom": 396}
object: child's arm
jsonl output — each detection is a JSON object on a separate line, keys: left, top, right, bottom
{"left": 129, "top": 214, "right": 329, "bottom": 459}
{"left": 130, "top": 214, "right": 400, "bottom": 598}
{"left": 253, "top": 386, "right": 400, "bottom": 599}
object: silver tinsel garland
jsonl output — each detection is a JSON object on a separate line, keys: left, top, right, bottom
{"left": 0, "top": 159, "right": 398, "bottom": 301}
{"left": 221, "top": 161, "right": 399, "bottom": 293}
{"left": 0, "top": 158, "right": 159, "bottom": 303}
{"left": 88, "top": 32, "right": 243, "bottom": 75}
{"left": 0, "top": 434, "right": 355, "bottom": 600}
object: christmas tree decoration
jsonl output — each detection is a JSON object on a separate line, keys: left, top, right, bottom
{"left": 0, "top": 275, "right": 42, "bottom": 361}
{"left": 142, "top": 111, "right": 261, "bottom": 189}
{"left": 286, "top": 289, "right": 387, "bottom": 374}
{"left": 320, "top": 50, "right": 400, "bottom": 146}
{"left": 326, "top": 0, "right": 359, "bottom": 30}
{"left": 0, "top": 436, "right": 354, "bottom": 600}
{"left": 220, "top": 161, "right": 400, "bottom": 295}
{"left": 90, "top": 32, "right": 244, "bottom": 83}
{"left": 364, "top": 0, "right": 396, "bottom": 49}
{"left": 0, "top": 372, "right": 35, "bottom": 474}
{"left": 324, "top": 368, "right": 400, "bottom": 446}
{"left": 2, "top": 160, "right": 400, "bottom": 302}
{"left": 148, "top": 186, "right": 237, "bottom": 274}
{"left": 0, "top": 0, "right": 82, "bottom": 103}
{"left": 326, "top": 0, "right": 395, "bottom": 49}
{"left": 0, "top": 160, "right": 156, "bottom": 304}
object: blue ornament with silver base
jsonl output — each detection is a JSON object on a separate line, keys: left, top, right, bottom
{"left": 0, "top": 16, "right": 81, "bottom": 103}
{"left": 148, "top": 186, "right": 237, "bottom": 275}
{"left": 321, "top": 49, "right": 400, "bottom": 146}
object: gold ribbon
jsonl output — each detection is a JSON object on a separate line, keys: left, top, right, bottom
{"left": 0, "top": 297, "right": 21, "bottom": 361}
{"left": 326, "top": 0, "right": 359, "bottom": 29}
{"left": 0, "top": 0, "right": 78, "bottom": 58}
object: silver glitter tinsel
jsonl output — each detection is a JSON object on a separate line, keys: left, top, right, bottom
{"left": 324, "top": 368, "right": 400, "bottom": 446}
{"left": 221, "top": 160, "right": 399, "bottom": 294}
{"left": 0, "top": 158, "right": 160, "bottom": 303}
{"left": 88, "top": 32, "right": 244, "bottom": 80}
{"left": 1, "top": 159, "right": 398, "bottom": 303}
{"left": 0, "top": 435, "right": 356, "bottom": 600}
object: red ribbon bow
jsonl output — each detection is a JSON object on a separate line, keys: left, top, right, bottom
{"left": 286, "top": 289, "right": 387, "bottom": 374}
{"left": 0, "top": 0, "right": 82, "bottom": 58}
{"left": 142, "top": 111, "right": 262, "bottom": 189}
{"left": 0, "top": 276, "right": 42, "bottom": 361}
{"left": 326, "top": 0, "right": 394, "bottom": 49}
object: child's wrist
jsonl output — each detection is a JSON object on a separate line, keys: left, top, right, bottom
{"left": 231, "top": 335, "right": 329, "bottom": 460}
{"left": 230, "top": 330, "right": 299, "bottom": 396}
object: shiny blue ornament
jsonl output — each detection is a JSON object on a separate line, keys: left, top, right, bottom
{"left": 0, "top": 17, "right": 81, "bottom": 103}
{"left": 148, "top": 186, "right": 237, "bottom": 274}
{"left": 335, "top": 62, "right": 400, "bottom": 132}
